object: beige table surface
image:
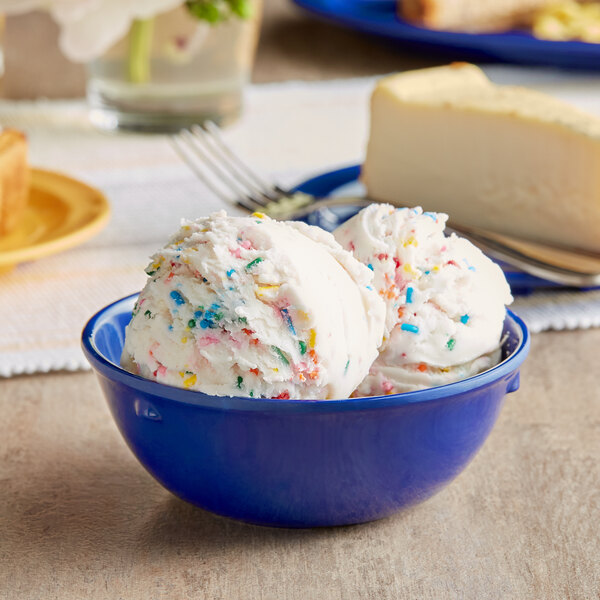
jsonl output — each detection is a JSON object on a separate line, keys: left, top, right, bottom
{"left": 1, "top": 2, "right": 600, "bottom": 599}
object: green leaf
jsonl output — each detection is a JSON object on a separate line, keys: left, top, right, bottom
{"left": 226, "top": 0, "right": 252, "bottom": 19}
{"left": 186, "top": 1, "right": 223, "bottom": 23}
{"left": 185, "top": 0, "right": 252, "bottom": 23}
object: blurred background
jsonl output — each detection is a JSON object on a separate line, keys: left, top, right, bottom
{"left": 1, "top": 0, "right": 437, "bottom": 100}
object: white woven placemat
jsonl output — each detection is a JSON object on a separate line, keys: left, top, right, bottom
{"left": 1, "top": 69, "right": 599, "bottom": 377}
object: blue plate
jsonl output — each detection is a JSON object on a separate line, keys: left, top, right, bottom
{"left": 292, "top": 0, "right": 600, "bottom": 70}
{"left": 83, "top": 294, "right": 529, "bottom": 527}
{"left": 293, "top": 164, "right": 574, "bottom": 294}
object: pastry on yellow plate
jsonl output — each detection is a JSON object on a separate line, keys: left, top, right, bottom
{"left": 0, "top": 169, "right": 110, "bottom": 273}
{"left": 0, "top": 128, "right": 30, "bottom": 236}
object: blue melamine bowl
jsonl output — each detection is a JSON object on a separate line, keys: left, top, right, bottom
{"left": 82, "top": 293, "right": 529, "bottom": 528}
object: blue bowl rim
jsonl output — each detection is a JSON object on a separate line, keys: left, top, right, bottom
{"left": 82, "top": 293, "right": 530, "bottom": 412}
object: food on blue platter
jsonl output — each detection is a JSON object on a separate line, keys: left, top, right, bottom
{"left": 401, "top": 0, "right": 600, "bottom": 42}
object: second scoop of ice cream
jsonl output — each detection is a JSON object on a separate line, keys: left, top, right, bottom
{"left": 334, "top": 204, "right": 513, "bottom": 396}
{"left": 121, "top": 211, "right": 386, "bottom": 400}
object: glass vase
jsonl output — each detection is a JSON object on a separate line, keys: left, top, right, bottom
{"left": 86, "top": 2, "right": 262, "bottom": 132}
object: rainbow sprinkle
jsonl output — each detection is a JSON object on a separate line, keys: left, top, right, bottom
{"left": 404, "top": 264, "right": 419, "bottom": 277}
{"left": 170, "top": 290, "right": 185, "bottom": 306}
{"left": 272, "top": 346, "right": 290, "bottom": 365}
{"left": 367, "top": 263, "right": 374, "bottom": 271}
{"left": 299, "top": 340, "right": 307, "bottom": 355}
{"left": 280, "top": 308, "right": 296, "bottom": 334}
{"left": 236, "top": 376, "right": 243, "bottom": 389}
{"left": 400, "top": 323, "right": 419, "bottom": 334}
{"left": 256, "top": 284, "right": 280, "bottom": 298}
{"left": 245, "top": 257, "right": 263, "bottom": 270}
{"left": 183, "top": 374, "right": 197, "bottom": 388}
{"left": 460, "top": 314, "right": 470, "bottom": 324}
{"left": 198, "top": 303, "right": 223, "bottom": 329}
{"left": 447, "top": 338, "right": 456, "bottom": 350}
{"left": 406, "top": 287, "right": 414, "bottom": 304}
{"left": 198, "top": 335, "right": 220, "bottom": 347}
{"left": 226, "top": 269, "right": 235, "bottom": 278}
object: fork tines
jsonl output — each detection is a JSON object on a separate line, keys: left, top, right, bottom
{"left": 171, "top": 122, "right": 288, "bottom": 213}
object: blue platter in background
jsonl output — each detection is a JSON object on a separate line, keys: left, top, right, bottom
{"left": 292, "top": 0, "right": 600, "bottom": 70}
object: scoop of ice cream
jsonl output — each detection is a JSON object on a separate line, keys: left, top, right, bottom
{"left": 122, "top": 211, "right": 386, "bottom": 400}
{"left": 334, "top": 204, "right": 513, "bottom": 396}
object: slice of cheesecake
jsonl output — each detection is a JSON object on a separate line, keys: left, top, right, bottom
{"left": 400, "top": 0, "right": 554, "bottom": 32}
{"left": 0, "top": 129, "right": 29, "bottom": 236}
{"left": 363, "top": 63, "right": 600, "bottom": 254}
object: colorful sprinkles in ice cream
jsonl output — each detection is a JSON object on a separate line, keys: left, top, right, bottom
{"left": 121, "top": 211, "right": 386, "bottom": 400}
{"left": 334, "top": 204, "right": 513, "bottom": 396}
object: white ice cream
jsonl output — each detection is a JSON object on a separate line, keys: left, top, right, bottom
{"left": 334, "top": 204, "right": 513, "bottom": 396}
{"left": 122, "top": 211, "right": 386, "bottom": 400}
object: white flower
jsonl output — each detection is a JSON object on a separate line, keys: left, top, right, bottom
{"left": 0, "top": 0, "right": 184, "bottom": 62}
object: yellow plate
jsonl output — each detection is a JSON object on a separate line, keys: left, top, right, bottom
{"left": 0, "top": 168, "right": 110, "bottom": 273}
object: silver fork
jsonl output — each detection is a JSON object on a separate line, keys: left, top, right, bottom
{"left": 170, "top": 122, "right": 314, "bottom": 217}
{"left": 171, "top": 122, "right": 600, "bottom": 288}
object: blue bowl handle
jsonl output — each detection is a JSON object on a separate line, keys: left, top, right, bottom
{"left": 134, "top": 398, "right": 163, "bottom": 422}
{"left": 506, "top": 371, "right": 521, "bottom": 394}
